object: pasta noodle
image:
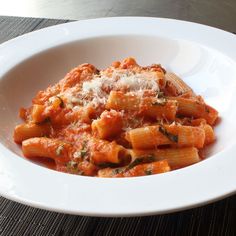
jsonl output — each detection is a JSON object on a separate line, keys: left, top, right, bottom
{"left": 14, "top": 123, "right": 51, "bottom": 143}
{"left": 125, "top": 124, "right": 205, "bottom": 149}
{"left": 129, "top": 147, "right": 200, "bottom": 169}
{"left": 13, "top": 57, "right": 219, "bottom": 177}
{"left": 92, "top": 110, "right": 123, "bottom": 139}
{"left": 169, "top": 96, "right": 218, "bottom": 125}
{"left": 106, "top": 91, "right": 178, "bottom": 120}
{"left": 164, "top": 73, "right": 195, "bottom": 97}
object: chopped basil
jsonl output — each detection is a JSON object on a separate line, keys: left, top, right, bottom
{"left": 80, "top": 150, "right": 87, "bottom": 158}
{"left": 157, "top": 91, "right": 165, "bottom": 98}
{"left": 112, "top": 168, "right": 124, "bottom": 175}
{"left": 66, "top": 161, "right": 79, "bottom": 173}
{"left": 73, "top": 141, "right": 89, "bottom": 160}
{"left": 66, "top": 161, "right": 85, "bottom": 175}
{"left": 98, "top": 162, "right": 119, "bottom": 168}
{"left": 95, "top": 69, "right": 100, "bottom": 74}
{"left": 205, "top": 106, "right": 210, "bottom": 113}
{"left": 159, "top": 125, "right": 178, "bottom": 143}
{"left": 56, "top": 96, "right": 65, "bottom": 108}
{"left": 145, "top": 169, "right": 153, "bottom": 175}
{"left": 80, "top": 141, "right": 88, "bottom": 159}
{"left": 126, "top": 158, "right": 142, "bottom": 170}
{"left": 126, "top": 155, "right": 155, "bottom": 170}
{"left": 67, "top": 161, "right": 77, "bottom": 168}
{"left": 73, "top": 149, "right": 87, "bottom": 160}
{"left": 35, "top": 117, "right": 50, "bottom": 125}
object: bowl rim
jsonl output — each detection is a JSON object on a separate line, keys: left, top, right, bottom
{"left": 0, "top": 17, "right": 236, "bottom": 217}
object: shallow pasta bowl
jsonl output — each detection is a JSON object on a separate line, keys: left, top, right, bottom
{"left": 0, "top": 17, "right": 236, "bottom": 216}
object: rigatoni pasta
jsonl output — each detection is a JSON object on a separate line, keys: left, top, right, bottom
{"left": 128, "top": 147, "right": 200, "bottom": 169}
{"left": 125, "top": 124, "right": 205, "bottom": 149}
{"left": 13, "top": 58, "right": 219, "bottom": 177}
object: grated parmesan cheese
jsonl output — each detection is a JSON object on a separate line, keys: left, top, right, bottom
{"left": 115, "top": 71, "right": 160, "bottom": 92}
{"left": 81, "top": 69, "right": 160, "bottom": 107}
{"left": 82, "top": 76, "right": 114, "bottom": 96}
{"left": 53, "top": 69, "right": 161, "bottom": 110}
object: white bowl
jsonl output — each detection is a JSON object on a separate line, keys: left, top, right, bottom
{"left": 0, "top": 17, "right": 236, "bottom": 216}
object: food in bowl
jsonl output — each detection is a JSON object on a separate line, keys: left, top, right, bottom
{"left": 13, "top": 57, "right": 218, "bottom": 177}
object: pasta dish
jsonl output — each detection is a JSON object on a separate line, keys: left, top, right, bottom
{"left": 14, "top": 58, "right": 218, "bottom": 177}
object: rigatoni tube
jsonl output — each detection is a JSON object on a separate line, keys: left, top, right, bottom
{"left": 129, "top": 147, "right": 200, "bottom": 169}
{"left": 106, "top": 91, "right": 177, "bottom": 120}
{"left": 14, "top": 123, "right": 51, "bottom": 143}
{"left": 92, "top": 110, "right": 123, "bottom": 139}
{"left": 169, "top": 97, "right": 218, "bottom": 125}
{"left": 22, "top": 137, "right": 72, "bottom": 163}
{"left": 90, "top": 139, "right": 129, "bottom": 165}
{"left": 125, "top": 124, "right": 205, "bottom": 149}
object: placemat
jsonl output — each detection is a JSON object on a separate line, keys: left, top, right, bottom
{"left": 0, "top": 16, "right": 236, "bottom": 236}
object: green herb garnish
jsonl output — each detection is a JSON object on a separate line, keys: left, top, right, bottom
{"left": 98, "top": 163, "right": 120, "bottom": 168}
{"left": 56, "top": 96, "right": 65, "bottom": 108}
{"left": 145, "top": 169, "right": 153, "bottom": 175}
{"left": 72, "top": 141, "right": 89, "bottom": 160}
{"left": 73, "top": 149, "right": 87, "bottom": 160}
{"left": 112, "top": 168, "right": 124, "bottom": 175}
{"left": 80, "top": 150, "right": 87, "bottom": 158}
{"left": 35, "top": 117, "right": 51, "bottom": 125}
{"left": 159, "top": 125, "right": 178, "bottom": 143}
{"left": 66, "top": 161, "right": 79, "bottom": 173}
{"left": 80, "top": 141, "right": 88, "bottom": 159}
{"left": 66, "top": 161, "right": 77, "bottom": 168}
{"left": 157, "top": 91, "right": 165, "bottom": 98}
{"left": 126, "top": 155, "right": 155, "bottom": 170}
{"left": 205, "top": 105, "right": 210, "bottom": 113}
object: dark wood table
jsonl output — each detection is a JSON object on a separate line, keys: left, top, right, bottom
{"left": 0, "top": 1, "right": 236, "bottom": 234}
